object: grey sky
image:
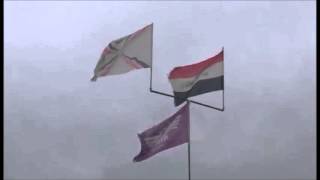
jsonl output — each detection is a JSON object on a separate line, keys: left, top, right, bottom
{"left": 4, "top": 1, "right": 316, "bottom": 180}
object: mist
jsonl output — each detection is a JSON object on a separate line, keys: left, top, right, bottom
{"left": 4, "top": 1, "right": 316, "bottom": 179}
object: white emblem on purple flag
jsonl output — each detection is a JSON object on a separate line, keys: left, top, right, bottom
{"left": 133, "top": 102, "right": 190, "bottom": 162}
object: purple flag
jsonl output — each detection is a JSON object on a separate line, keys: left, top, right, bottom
{"left": 133, "top": 102, "right": 190, "bottom": 162}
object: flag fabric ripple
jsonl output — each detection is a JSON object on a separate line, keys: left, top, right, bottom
{"left": 91, "top": 24, "right": 153, "bottom": 81}
{"left": 133, "top": 102, "right": 190, "bottom": 162}
{"left": 168, "top": 49, "right": 224, "bottom": 106}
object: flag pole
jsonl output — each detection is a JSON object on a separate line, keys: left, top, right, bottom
{"left": 188, "top": 141, "right": 191, "bottom": 180}
{"left": 149, "top": 23, "right": 154, "bottom": 92}
{"left": 187, "top": 101, "right": 191, "bottom": 180}
{"left": 222, "top": 47, "right": 225, "bottom": 111}
{"left": 149, "top": 35, "right": 224, "bottom": 112}
{"left": 150, "top": 89, "right": 224, "bottom": 111}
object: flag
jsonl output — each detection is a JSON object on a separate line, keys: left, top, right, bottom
{"left": 91, "top": 24, "right": 153, "bottom": 81}
{"left": 133, "top": 102, "right": 190, "bottom": 162}
{"left": 168, "top": 49, "right": 224, "bottom": 106}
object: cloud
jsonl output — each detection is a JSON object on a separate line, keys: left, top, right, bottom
{"left": 4, "top": 1, "right": 316, "bottom": 179}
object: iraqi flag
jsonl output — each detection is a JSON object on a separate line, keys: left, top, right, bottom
{"left": 91, "top": 24, "right": 153, "bottom": 81}
{"left": 169, "top": 49, "right": 224, "bottom": 106}
{"left": 133, "top": 102, "right": 189, "bottom": 162}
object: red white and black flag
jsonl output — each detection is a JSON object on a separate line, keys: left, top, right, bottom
{"left": 133, "top": 102, "right": 190, "bottom": 162}
{"left": 168, "top": 49, "right": 224, "bottom": 106}
{"left": 91, "top": 24, "right": 153, "bottom": 81}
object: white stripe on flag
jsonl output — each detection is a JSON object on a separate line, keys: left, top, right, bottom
{"left": 169, "top": 61, "right": 223, "bottom": 92}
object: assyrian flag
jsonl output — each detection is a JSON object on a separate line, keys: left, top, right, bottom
{"left": 169, "top": 49, "right": 224, "bottom": 106}
{"left": 133, "top": 102, "right": 189, "bottom": 162}
{"left": 91, "top": 24, "right": 153, "bottom": 81}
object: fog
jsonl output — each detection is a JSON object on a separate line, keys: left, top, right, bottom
{"left": 4, "top": 1, "right": 316, "bottom": 179}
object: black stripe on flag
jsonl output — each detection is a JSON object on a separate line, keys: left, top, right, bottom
{"left": 173, "top": 76, "right": 224, "bottom": 106}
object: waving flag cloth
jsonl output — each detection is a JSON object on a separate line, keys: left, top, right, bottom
{"left": 91, "top": 24, "right": 153, "bottom": 81}
{"left": 133, "top": 102, "right": 190, "bottom": 162}
{"left": 168, "top": 49, "right": 224, "bottom": 106}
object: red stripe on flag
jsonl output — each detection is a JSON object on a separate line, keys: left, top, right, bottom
{"left": 124, "top": 56, "right": 143, "bottom": 69}
{"left": 169, "top": 50, "right": 223, "bottom": 79}
{"left": 100, "top": 63, "right": 113, "bottom": 76}
{"left": 102, "top": 47, "right": 111, "bottom": 56}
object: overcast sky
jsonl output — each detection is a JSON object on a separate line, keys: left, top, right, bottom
{"left": 4, "top": 1, "right": 316, "bottom": 180}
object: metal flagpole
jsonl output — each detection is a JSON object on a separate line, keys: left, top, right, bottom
{"left": 222, "top": 47, "right": 225, "bottom": 111}
{"left": 187, "top": 100, "right": 191, "bottom": 180}
{"left": 188, "top": 141, "right": 191, "bottom": 180}
{"left": 149, "top": 23, "right": 154, "bottom": 92}
{"left": 148, "top": 25, "right": 224, "bottom": 111}
{"left": 150, "top": 89, "right": 224, "bottom": 111}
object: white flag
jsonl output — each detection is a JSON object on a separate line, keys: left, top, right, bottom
{"left": 91, "top": 24, "right": 153, "bottom": 81}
